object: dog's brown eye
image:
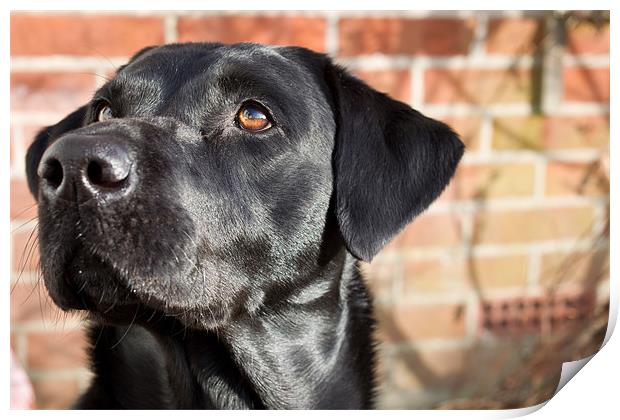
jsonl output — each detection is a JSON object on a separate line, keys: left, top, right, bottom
{"left": 97, "top": 105, "right": 114, "bottom": 122}
{"left": 237, "top": 103, "right": 272, "bottom": 132}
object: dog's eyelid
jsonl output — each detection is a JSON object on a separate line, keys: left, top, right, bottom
{"left": 238, "top": 99, "right": 274, "bottom": 116}
{"left": 92, "top": 100, "right": 115, "bottom": 123}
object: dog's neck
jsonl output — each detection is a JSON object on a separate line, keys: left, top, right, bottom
{"left": 154, "top": 251, "right": 376, "bottom": 409}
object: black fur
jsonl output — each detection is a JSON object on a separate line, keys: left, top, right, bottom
{"left": 25, "top": 43, "right": 464, "bottom": 409}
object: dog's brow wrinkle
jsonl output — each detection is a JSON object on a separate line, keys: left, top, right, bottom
{"left": 288, "top": 280, "right": 332, "bottom": 305}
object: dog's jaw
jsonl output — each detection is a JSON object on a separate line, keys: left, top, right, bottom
{"left": 127, "top": 251, "right": 378, "bottom": 409}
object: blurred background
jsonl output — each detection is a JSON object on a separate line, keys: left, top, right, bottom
{"left": 10, "top": 10, "right": 610, "bottom": 409}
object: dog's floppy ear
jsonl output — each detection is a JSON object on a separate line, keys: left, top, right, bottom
{"left": 26, "top": 105, "right": 89, "bottom": 199}
{"left": 326, "top": 66, "right": 464, "bottom": 261}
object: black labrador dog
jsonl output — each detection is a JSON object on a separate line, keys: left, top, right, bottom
{"left": 25, "top": 42, "right": 464, "bottom": 409}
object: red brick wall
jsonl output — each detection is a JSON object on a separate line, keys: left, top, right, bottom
{"left": 10, "top": 11, "right": 609, "bottom": 409}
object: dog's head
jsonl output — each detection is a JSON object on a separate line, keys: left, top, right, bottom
{"left": 26, "top": 43, "right": 463, "bottom": 328}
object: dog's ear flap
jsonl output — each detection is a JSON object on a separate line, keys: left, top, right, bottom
{"left": 326, "top": 66, "right": 464, "bottom": 261}
{"left": 26, "top": 105, "right": 89, "bottom": 199}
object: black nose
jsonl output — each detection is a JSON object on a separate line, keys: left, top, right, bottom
{"left": 37, "top": 134, "right": 133, "bottom": 202}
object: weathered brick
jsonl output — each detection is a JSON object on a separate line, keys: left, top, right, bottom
{"left": 8, "top": 10, "right": 612, "bottom": 412}
{"left": 12, "top": 227, "right": 40, "bottom": 273}
{"left": 355, "top": 69, "right": 411, "bottom": 103}
{"left": 380, "top": 303, "right": 467, "bottom": 342}
{"left": 566, "top": 22, "right": 610, "bottom": 54}
{"left": 391, "top": 347, "right": 467, "bottom": 390}
{"left": 563, "top": 67, "right": 609, "bottom": 102}
{"left": 540, "top": 249, "right": 609, "bottom": 289}
{"left": 11, "top": 178, "right": 37, "bottom": 221}
{"left": 492, "top": 115, "right": 609, "bottom": 150}
{"left": 442, "top": 163, "right": 536, "bottom": 200}
{"left": 11, "top": 72, "right": 96, "bottom": 113}
{"left": 402, "top": 257, "right": 466, "bottom": 294}
{"left": 487, "top": 18, "right": 545, "bottom": 54}
{"left": 10, "top": 14, "right": 164, "bottom": 56}
{"left": 403, "top": 255, "right": 529, "bottom": 295}
{"left": 31, "top": 377, "right": 80, "bottom": 409}
{"left": 28, "top": 330, "right": 88, "bottom": 370}
{"left": 396, "top": 213, "right": 463, "bottom": 248}
{"left": 441, "top": 116, "right": 481, "bottom": 151}
{"left": 338, "top": 18, "right": 474, "bottom": 56}
{"left": 424, "top": 68, "right": 533, "bottom": 104}
{"left": 470, "top": 255, "right": 530, "bottom": 289}
{"left": 473, "top": 206, "right": 595, "bottom": 244}
{"left": 543, "top": 116, "right": 609, "bottom": 149}
{"left": 177, "top": 16, "right": 326, "bottom": 51}
{"left": 545, "top": 160, "right": 609, "bottom": 197}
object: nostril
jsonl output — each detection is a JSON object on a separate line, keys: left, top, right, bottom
{"left": 86, "top": 160, "right": 103, "bottom": 185}
{"left": 86, "top": 159, "right": 130, "bottom": 189}
{"left": 40, "top": 158, "right": 64, "bottom": 189}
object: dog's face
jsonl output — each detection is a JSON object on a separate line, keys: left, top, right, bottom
{"left": 26, "top": 43, "right": 463, "bottom": 329}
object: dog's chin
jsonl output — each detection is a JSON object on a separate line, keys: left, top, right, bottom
{"left": 42, "top": 250, "right": 140, "bottom": 321}
{"left": 43, "top": 247, "right": 228, "bottom": 329}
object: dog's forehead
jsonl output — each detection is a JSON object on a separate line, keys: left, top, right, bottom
{"left": 117, "top": 43, "right": 311, "bottom": 85}
{"left": 102, "top": 43, "right": 331, "bottom": 128}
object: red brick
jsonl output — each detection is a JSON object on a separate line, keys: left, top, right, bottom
{"left": 10, "top": 126, "right": 18, "bottom": 171}
{"left": 543, "top": 116, "right": 609, "bottom": 149}
{"left": 21, "top": 125, "right": 47, "bottom": 149}
{"left": 486, "top": 18, "right": 544, "bottom": 54}
{"left": 425, "top": 68, "right": 533, "bottom": 104}
{"left": 31, "top": 378, "right": 80, "bottom": 409}
{"left": 492, "top": 115, "right": 609, "bottom": 150}
{"left": 402, "top": 255, "right": 529, "bottom": 295}
{"left": 11, "top": 178, "right": 37, "bottom": 221}
{"left": 380, "top": 303, "right": 467, "bottom": 342}
{"left": 545, "top": 160, "right": 609, "bottom": 197}
{"left": 563, "top": 67, "right": 609, "bottom": 102}
{"left": 566, "top": 23, "right": 610, "bottom": 54}
{"left": 441, "top": 116, "right": 482, "bottom": 151}
{"left": 28, "top": 330, "right": 89, "bottom": 370}
{"left": 395, "top": 213, "right": 463, "bottom": 248}
{"left": 361, "top": 257, "right": 400, "bottom": 302}
{"left": 12, "top": 228, "right": 40, "bottom": 273}
{"left": 10, "top": 14, "right": 164, "bottom": 56}
{"left": 355, "top": 69, "right": 411, "bottom": 103}
{"left": 11, "top": 72, "right": 96, "bottom": 113}
{"left": 380, "top": 234, "right": 404, "bottom": 253}
{"left": 10, "top": 281, "right": 56, "bottom": 324}
{"left": 402, "top": 257, "right": 466, "bottom": 294}
{"left": 338, "top": 18, "right": 474, "bottom": 57}
{"left": 177, "top": 16, "right": 326, "bottom": 52}
{"left": 11, "top": 125, "right": 46, "bottom": 179}
{"left": 473, "top": 206, "right": 595, "bottom": 245}
{"left": 442, "top": 163, "right": 535, "bottom": 200}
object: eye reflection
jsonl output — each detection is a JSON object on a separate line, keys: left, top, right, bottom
{"left": 97, "top": 105, "right": 114, "bottom": 122}
{"left": 237, "top": 102, "right": 272, "bottom": 132}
